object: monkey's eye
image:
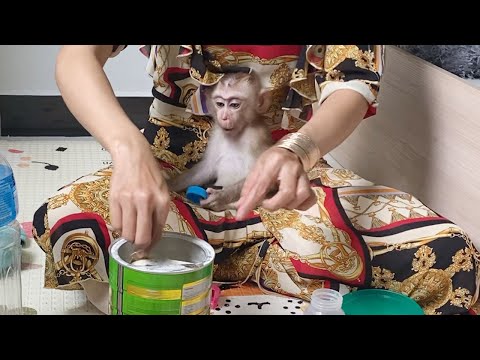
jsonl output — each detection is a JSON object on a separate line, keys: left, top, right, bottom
{"left": 229, "top": 103, "right": 240, "bottom": 109}
{"left": 215, "top": 102, "right": 225, "bottom": 108}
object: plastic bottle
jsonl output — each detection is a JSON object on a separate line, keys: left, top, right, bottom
{"left": 303, "top": 288, "right": 345, "bottom": 315}
{"left": 0, "top": 154, "right": 22, "bottom": 315}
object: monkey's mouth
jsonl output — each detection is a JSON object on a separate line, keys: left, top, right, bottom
{"left": 221, "top": 127, "right": 235, "bottom": 134}
{"left": 220, "top": 119, "right": 235, "bottom": 131}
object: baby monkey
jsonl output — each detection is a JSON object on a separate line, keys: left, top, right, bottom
{"left": 168, "top": 71, "right": 273, "bottom": 211}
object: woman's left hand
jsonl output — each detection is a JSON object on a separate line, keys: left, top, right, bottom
{"left": 235, "top": 147, "right": 317, "bottom": 220}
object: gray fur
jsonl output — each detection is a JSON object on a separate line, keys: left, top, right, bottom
{"left": 397, "top": 45, "right": 480, "bottom": 79}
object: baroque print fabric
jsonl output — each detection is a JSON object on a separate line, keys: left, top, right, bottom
{"left": 33, "top": 45, "right": 479, "bottom": 314}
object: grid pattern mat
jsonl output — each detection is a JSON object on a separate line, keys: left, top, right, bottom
{"left": 1, "top": 137, "right": 110, "bottom": 315}
{"left": 0, "top": 136, "right": 342, "bottom": 315}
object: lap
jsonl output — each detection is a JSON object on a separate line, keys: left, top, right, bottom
{"left": 32, "top": 159, "right": 480, "bottom": 314}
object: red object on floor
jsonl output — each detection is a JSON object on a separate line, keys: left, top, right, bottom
{"left": 21, "top": 222, "right": 33, "bottom": 238}
{"left": 210, "top": 284, "right": 221, "bottom": 309}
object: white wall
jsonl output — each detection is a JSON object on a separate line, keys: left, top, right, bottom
{"left": 0, "top": 45, "right": 152, "bottom": 97}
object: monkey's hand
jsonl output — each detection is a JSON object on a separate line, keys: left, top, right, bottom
{"left": 200, "top": 188, "right": 238, "bottom": 212}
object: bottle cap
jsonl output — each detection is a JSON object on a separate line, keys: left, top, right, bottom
{"left": 186, "top": 186, "right": 208, "bottom": 204}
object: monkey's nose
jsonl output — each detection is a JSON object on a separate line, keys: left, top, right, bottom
{"left": 221, "top": 119, "right": 234, "bottom": 130}
{"left": 220, "top": 109, "right": 229, "bottom": 119}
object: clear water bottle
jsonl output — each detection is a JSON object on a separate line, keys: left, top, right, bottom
{"left": 303, "top": 288, "right": 345, "bottom": 315}
{"left": 0, "top": 154, "right": 22, "bottom": 315}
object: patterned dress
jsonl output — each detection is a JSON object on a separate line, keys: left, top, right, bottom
{"left": 32, "top": 45, "right": 480, "bottom": 315}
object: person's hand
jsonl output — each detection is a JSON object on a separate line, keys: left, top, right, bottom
{"left": 109, "top": 140, "right": 170, "bottom": 251}
{"left": 236, "top": 147, "right": 317, "bottom": 220}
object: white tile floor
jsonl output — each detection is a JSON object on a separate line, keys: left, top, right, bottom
{"left": 0, "top": 137, "right": 110, "bottom": 315}
{"left": 0, "top": 136, "right": 341, "bottom": 315}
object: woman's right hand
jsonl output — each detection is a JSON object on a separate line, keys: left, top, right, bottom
{"left": 109, "top": 138, "right": 170, "bottom": 251}
{"left": 55, "top": 46, "right": 170, "bottom": 251}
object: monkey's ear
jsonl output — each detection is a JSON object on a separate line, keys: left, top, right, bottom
{"left": 201, "top": 85, "right": 215, "bottom": 115}
{"left": 257, "top": 89, "right": 272, "bottom": 114}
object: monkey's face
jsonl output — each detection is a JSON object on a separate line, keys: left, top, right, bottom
{"left": 210, "top": 82, "right": 257, "bottom": 136}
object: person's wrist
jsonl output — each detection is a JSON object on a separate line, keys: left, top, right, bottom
{"left": 275, "top": 132, "right": 321, "bottom": 172}
{"left": 109, "top": 133, "right": 151, "bottom": 163}
{"left": 275, "top": 147, "right": 304, "bottom": 168}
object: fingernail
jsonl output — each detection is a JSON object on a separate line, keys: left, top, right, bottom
{"left": 130, "top": 249, "right": 148, "bottom": 262}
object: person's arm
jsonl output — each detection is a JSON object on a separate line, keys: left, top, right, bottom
{"left": 299, "top": 88, "right": 368, "bottom": 157}
{"left": 56, "top": 45, "right": 148, "bottom": 154}
{"left": 236, "top": 89, "right": 367, "bottom": 219}
{"left": 56, "top": 45, "right": 170, "bottom": 250}
{"left": 236, "top": 45, "right": 383, "bottom": 220}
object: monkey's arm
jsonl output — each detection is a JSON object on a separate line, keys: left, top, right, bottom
{"left": 168, "top": 161, "right": 216, "bottom": 192}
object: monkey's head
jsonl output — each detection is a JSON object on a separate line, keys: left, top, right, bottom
{"left": 205, "top": 72, "right": 270, "bottom": 136}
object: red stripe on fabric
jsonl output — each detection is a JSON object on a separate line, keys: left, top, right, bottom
{"left": 172, "top": 199, "right": 205, "bottom": 240}
{"left": 359, "top": 216, "right": 447, "bottom": 233}
{"left": 197, "top": 214, "right": 258, "bottom": 226}
{"left": 158, "top": 160, "right": 175, "bottom": 170}
{"left": 290, "top": 187, "right": 367, "bottom": 286}
{"left": 50, "top": 212, "right": 111, "bottom": 250}
{"left": 271, "top": 129, "right": 292, "bottom": 142}
{"left": 163, "top": 67, "right": 189, "bottom": 98}
{"left": 196, "top": 211, "right": 261, "bottom": 227}
{"left": 364, "top": 105, "right": 376, "bottom": 118}
{"left": 205, "top": 45, "right": 302, "bottom": 59}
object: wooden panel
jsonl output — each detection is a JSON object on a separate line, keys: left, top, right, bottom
{"left": 329, "top": 45, "right": 480, "bottom": 246}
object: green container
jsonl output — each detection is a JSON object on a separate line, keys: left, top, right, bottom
{"left": 109, "top": 232, "right": 215, "bottom": 315}
{"left": 342, "top": 289, "right": 424, "bottom": 315}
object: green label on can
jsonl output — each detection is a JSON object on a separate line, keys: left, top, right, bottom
{"left": 109, "top": 260, "right": 213, "bottom": 315}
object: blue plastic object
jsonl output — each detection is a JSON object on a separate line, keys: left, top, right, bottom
{"left": 186, "top": 186, "right": 208, "bottom": 204}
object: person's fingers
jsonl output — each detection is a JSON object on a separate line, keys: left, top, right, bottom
{"left": 296, "top": 190, "right": 317, "bottom": 211}
{"left": 150, "top": 192, "right": 169, "bottom": 249}
{"left": 238, "top": 169, "right": 259, "bottom": 201}
{"left": 150, "top": 210, "right": 162, "bottom": 250}
{"left": 134, "top": 192, "right": 153, "bottom": 250}
{"left": 261, "top": 165, "right": 299, "bottom": 211}
{"left": 120, "top": 199, "right": 137, "bottom": 244}
{"left": 130, "top": 249, "right": 148, "bottom": 262}
{"left": 236, "top": 166, "right": 273, "bottom": 220}
{"left": 109, "top": 194, "right": 123, "bottom": 235}
{"left": 285, "top": 174, "right": 314, "bottom": 210}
